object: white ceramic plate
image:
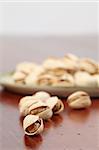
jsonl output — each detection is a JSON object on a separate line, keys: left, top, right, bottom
{"left": 0, "top": 73, "right": 99, "bottom": 97}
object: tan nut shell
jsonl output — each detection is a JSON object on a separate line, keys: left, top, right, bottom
{"left": 67, "top": 91, "right": 92, "bottom": 109}
{"left": 19, "top": 100, "right": 38, "bottom": 116}
{"left": 25, "top": 66, "right": 44, "bottom": 85}
{"left": 33, "top": 91, "right": 50, "bottom": 102}
{"left": 43, "top": 57, "right": 67, "bottom": 70}
{"left": 25, "top": 73, "right": 38, "bottom": 85}
{"left": 19, "top": 96, "right": 34, "bottom": 108}
{"left": 93, "top": 74, "right": 99, "bottom": 87}
{"left": 45, "top": 68, "right": 67, "bottom": 77}
{"left": 23, "top": 115, "right": 44, "bottom": 136}
{"left": 64, "top": 53, "right": 79, "bottom": 62}
{"left": 16, "top": 62, "right": 38, "bottom": 74}
{"left": 74, "top": 71, "right": 97, "bottom": 87}
{"left": 12, "top": 71, "right": 26, "bottom": 81}
{"left": 37, "top": 74, "right": 57, "bottom": 86}
{"left": 46, "top": 96, "right": 64, "bottom": 114}
{"left": 98, "top": 63, "right": 99, "bottom": 73}
{"left": 29, "top": 101, "right": 53, "bottom": 120}
{"left": 52, "top": 74, "right": 74, "bottom": 87}
{"left": 63, "top": 57, "right": 79, "bottom": 72}
{"left": 79, "top": 58, "right": 98, "bottom": 74}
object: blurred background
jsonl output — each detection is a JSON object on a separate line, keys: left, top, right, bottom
{"left": 0, "top": 2, "right": 98, "bottom": 72}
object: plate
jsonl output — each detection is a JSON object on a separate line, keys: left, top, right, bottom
{"left": 0, "top": 73, "right": 99, "bottom": 97}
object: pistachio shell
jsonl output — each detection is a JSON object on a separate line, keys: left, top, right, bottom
{"left": 16, "top": 62, "right": 38, "bottom": 74}
{"left": 46, "top": 68, "right": 67, "bottom": 77}
{"left": 46, "top": 96, "right": 64, "bottom": 114}
{"left": 67, "top": 91, "right": 92, "bottom": 109}
{"left": 25, "top": 73, "right": 38, "bottom": 85}
{"left": 19, "top": 96, "right": 34, "bottom": 107}
{"left": 93, "top": 74, "right": 99, "bottom": 87}
{"left": 43, "top": 57, "right": 67, "bottom": 70}
{"left": 19, "top": 100, "right": 39, "bottom": 116}
{"left": 29, "top": 101, "right": 53, "bottom": 120}
{"left": 46, "top": 97, "right": 58, "bottom": 109}
{"left": 12, "top": 71, "right": 26, "bottom": 81}
{"left": 79, "top": 58, "right": 98, "bottom": 74}
{"left": 74, "top": 71, "right": 97, "bottom": 87}
{"left": 63, "top": 57, "right": 79, "bottom": 73}
{"left": 33, "top": 91, "right": 50, "bottom": 102}
{"left": 65, "top": 53, "right": 79, "bottom": 62}
{"left": 67, "top": 91, "right": 89, "bottom": 103}
{"left": 52, "top": 74, "right": 74, "bottom": 87}
{"left": 23, "top": 115, "right": 44, "bottom": 136}
{"left": 37, "top": 74, "right": 57, "bottom": 86}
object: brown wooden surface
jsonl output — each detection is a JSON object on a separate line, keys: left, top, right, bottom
{"left": 0, "top": 89, "right": 99, "bottom": 150}
{"left": 0, "top": 36, "right": 99, "bottom": 150}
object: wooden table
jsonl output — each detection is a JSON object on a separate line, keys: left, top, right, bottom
{"left": 0, "top": 36, "right": 98, "bottom": 150}
{"left": 0, "top": 89, "right": 99, "bottom": 150}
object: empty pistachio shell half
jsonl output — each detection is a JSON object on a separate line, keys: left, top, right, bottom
{"left": 46, "top": 96, "right": 64, "bottom": 114}
{"left": 29, "top": 101, "right": 53, "bottom": 120}
{"left": 67, "top": 91, "right": 92, "bottom": 109}
{"left": 23, "top": 115, "right": 44, "bottom": 136}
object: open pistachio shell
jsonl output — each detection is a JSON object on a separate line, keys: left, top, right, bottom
{"left": 23, "top": 115, "right": 44, "bottom": 136}
{"left": 29, "top": 101, "right": 53, "bottom": 120}
{"left": 37, "top": 74, "right": 57, "bottom": 86}
{"left": 19, "top": 100, "right": 39, "bottom": 116}
{"left": 67, "top": 91, "right": 92, "bottom": 109}
{"left": 46, "top": 96, "right": 64, "bottom": 114}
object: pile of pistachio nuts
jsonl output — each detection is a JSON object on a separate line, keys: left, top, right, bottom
{"left": 13, "top": 53, "right": 99, "bottom": 87}
{"left": 19, "top": 91, "right": 92, "bottom": 136}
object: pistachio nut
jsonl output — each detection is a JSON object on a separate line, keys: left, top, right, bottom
{"left": 23, "top": 115, "right": 44, "bottom": 136}
{"left": 33, "top": 91, "right": 50, "bottom": 102}
{"left": 79, "top": 58, "right": 98, "bottom": 74}
{"left": 29, "top": 101, "right": 53, "bottom": 120}
{"left": 46, "top": 96, "right": 64, "bottom": 114}
{"left": 67, "top": 91, "right": 92, "bottom": 109}
{"left": 74, "top": 71, "right": 97, "bottom": 87}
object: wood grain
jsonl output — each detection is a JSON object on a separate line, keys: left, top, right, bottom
{"left": 0, "top": 36, "right": 98, "bottom": 150}
{"left": 0, "top": 90, "right": 99, "bottom": 150}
